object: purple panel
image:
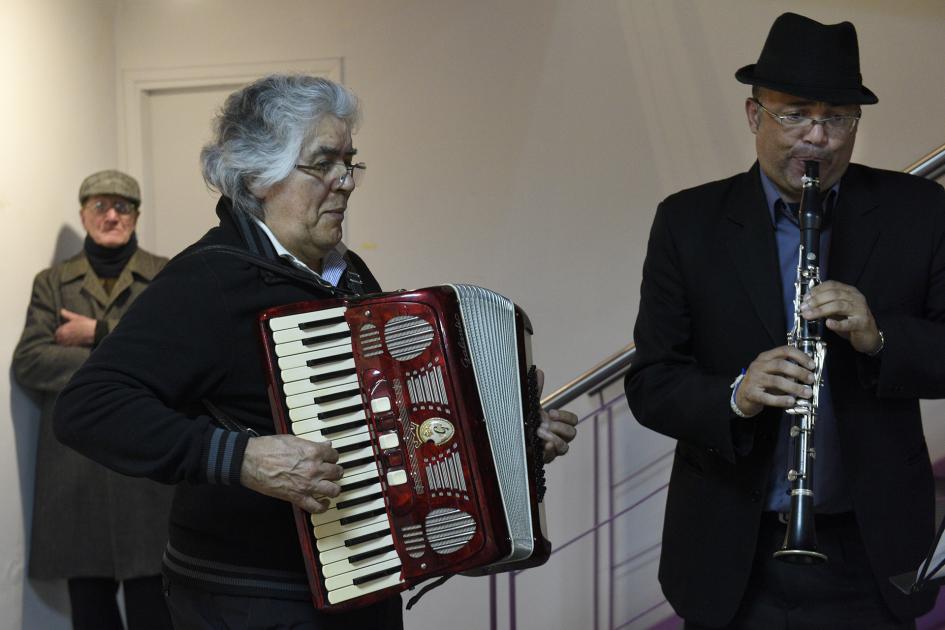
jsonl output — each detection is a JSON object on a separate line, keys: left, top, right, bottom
{"left": 647, "top": 614, "right": 683, "bottom": 630}
{"left": 917, "top": 586, "right": 945, "bottom": 630}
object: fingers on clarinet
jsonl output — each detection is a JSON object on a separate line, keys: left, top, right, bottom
{"left": 763, "top": 393, "right": 797, "bottom": 408}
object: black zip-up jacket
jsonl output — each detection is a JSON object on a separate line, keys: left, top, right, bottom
{"left": 54, "top": 198, "right": 393, "bottom": 606}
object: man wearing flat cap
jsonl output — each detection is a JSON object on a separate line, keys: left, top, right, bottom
{"left": 13, "top": 169, "right": 174, "bottom": 630}
{"left": 627, "top": 12, "right": 945, "bottom": 629}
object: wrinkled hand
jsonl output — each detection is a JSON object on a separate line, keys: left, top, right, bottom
{"left": 240, "top": 434, "right": 343, "bottom": 514}
{"left": 801, "top": 280, "right": 882, "bottom": 354}
{"left": 55, "top": 308, "right": 97, "bottom": 347}
{"left": 535, "top": 368, "right": 578, "bottom": 463}
{"left": 734, "top": 345, "right": 815, "bottom": 417}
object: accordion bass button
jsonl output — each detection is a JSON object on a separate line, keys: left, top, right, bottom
{"left": 387, "top": 477, "right": 414, "bottom": 516}
{"left": 378, "top": 433, "right": 400, "bottom": 450}
{"left": 386, "top": 449, "right": 404, "bottom": 468}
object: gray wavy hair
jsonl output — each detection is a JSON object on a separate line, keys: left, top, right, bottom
{"left": 200, "top": 74, "right": 360, "bottom": 219}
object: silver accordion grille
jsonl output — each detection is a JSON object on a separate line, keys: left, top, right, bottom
{"left": 449, "top": 284, "right": 533, "bottom": 565}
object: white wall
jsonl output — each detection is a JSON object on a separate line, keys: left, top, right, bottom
{"left": 2, "top": 1, "right": 120, "bottom": 628}
{"left": 4, "top": 1, "right": 945, "bottom": 628}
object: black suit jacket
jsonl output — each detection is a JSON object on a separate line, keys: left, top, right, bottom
{"left": 626, "top": 162, "right": 945, "bottom": 626}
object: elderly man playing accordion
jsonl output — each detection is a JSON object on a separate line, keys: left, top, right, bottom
{"left": 54, "top": 75, "right": 577, "bottom": 629}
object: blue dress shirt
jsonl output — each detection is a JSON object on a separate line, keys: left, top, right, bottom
{"left": 758, "top": 169, "right": 852, "bottom": 514}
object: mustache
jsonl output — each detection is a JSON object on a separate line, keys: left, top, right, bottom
{"left": 790, "top": 147, "right": 831, "bottom": 161}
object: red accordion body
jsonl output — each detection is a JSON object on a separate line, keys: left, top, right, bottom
{"left": 258, "top": 285, "right": 550, "bottom": 611}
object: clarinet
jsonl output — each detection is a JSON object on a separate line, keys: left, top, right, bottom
{"left": 773, "top": 160, "right": 828, "bottom": 564}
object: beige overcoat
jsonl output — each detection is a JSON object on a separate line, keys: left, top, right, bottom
{"left": 13, "top": 247, "right": 176, "bottom": 580}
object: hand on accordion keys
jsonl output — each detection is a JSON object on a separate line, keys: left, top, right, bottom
{"left": 239, "top": 434, "right": 344, "bottom": 514}
{"left": 534, "top": 368, "right": 579, "bottom": 464}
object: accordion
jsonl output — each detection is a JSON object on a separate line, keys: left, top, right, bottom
{"left": 258, "top": 284, "right": 550, "bottom": 611}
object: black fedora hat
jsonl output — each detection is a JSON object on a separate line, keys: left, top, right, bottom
{"left": 735, "top": 12, "right": 878, "bottom": 105}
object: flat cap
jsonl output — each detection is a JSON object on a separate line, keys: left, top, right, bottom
{"left": 79, "top": 170, "right": 141, "bottom": 206}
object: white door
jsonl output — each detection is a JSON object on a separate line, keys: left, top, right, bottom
{"left": 119, "top": 60, "right": 342, "bottom": 258}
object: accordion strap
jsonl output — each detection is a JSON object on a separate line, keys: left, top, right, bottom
{"left": 176, "top": 244, "right": 359, "bottom": 298}
{"left": 202, "top": 398, "right": 260, "bottom": 436}
{"left": 404, "top": 574, "right": 453, "bottom": 610}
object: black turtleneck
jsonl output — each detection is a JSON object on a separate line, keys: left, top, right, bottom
{"left": 84, "top": 233, "right": 138, "bottom": 278}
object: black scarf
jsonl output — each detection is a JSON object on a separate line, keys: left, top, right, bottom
{"left": 84, "top": 233, "right": 138, "bottom": 278}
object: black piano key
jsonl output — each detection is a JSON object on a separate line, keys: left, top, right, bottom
{"left": 298, "top": 315, "right": 347, "bottom": 330}
{"left": 318, "top": 403, "right": 365, "bottom": 421}
{"left": 340, "top": 506, "right": 387, "bottom": 526}
{"left": 339, "top": 476, "right": 377, "bottom": 492}
{"left": 337, "top": 492, "right": 383, "bottom": 511}
{"left": 306, "top": 352, "right": 354, "bottom": 368}
{"left": 322, "top": 419, "right": 368, "bottom": 437}
{"left": 302, "top": 331, "right": 352, "bottom": 347}
{"left": 341, "top": 455, "right": 376, "bottom": 469}
{"left": 345, "top": 528, "right": 390, "bottom": 547}
{"left": 336, "top": 440, "right": 371, "bottom": 454}
{"left": 310, "top": 367, "right": 357, "bottom": 384}
{"left": 349, "top": 544, "right": 396, "bottom": 564}
{"left": 314, "top": 389, "right": 361, "bottom": 405}
{"left": 352, "top": 565, "right": 401, "bottom": 586}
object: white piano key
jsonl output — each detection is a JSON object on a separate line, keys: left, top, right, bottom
{"left": 289, "top": 402, "right": 366, "bottom": 423}
{"left": 291, "top": 412, "right": 366, "bottom": 436}
{"left": 315, "top": 516, "right": 391, "bottom": 553}
{"left": 279, "top": 348, "right": 352, "bottom": 371}
{"left": 281, "top": 363, "right": 358, "bottom": 393}
{"left": 321, "top": 547, "right": 400, "bottom": 579}
{"left": 340, "top": 458, "right": 380, "bottom": 480}
{"left": 274, "top": 338, "right": 352, "bottom": 360}
{"left": 339, "top": 467, "right": 381, "bottom": 488}
{"left": 312, "top": 497, "right": 387, "bottom": 538}
{"left": 312, "top": 483, "right": 383, "bottom": 524}
{"left": 272, "top": 320, "right": 350, "bottom": 345}
{"left": 327, "top": 431, "right": 373, "bottom": 450}
{"left": 285, "top": 387, "right": 362, "bottom": 412}
{"left": 285, "top": 378, "right": 358, "bottom": 398}
{"left": 296, "top": 425, "right": 371, "bottom": 446}
{"left": 269, "top": 307, "right": 347, "bottom": 332}
{"left": 296, "top": 422, "right": 367, "bottom": 443}
{"left": 326, "top": 570, "right": 404, "bottom": 605}
{"left": 323, "top": 557, "right": 402, "bottom": 592}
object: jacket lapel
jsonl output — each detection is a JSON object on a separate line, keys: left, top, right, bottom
{"left": 827, "top": 164, "right": 881, "bottom": 286}
{"left": 724, "top": 164, "right": 786, "bottom": 345}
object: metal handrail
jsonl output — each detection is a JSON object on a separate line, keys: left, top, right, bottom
{"left": 542, "top": 344, "right": 635, "bottom": 410}
{"left": 906, "top": 142, "right": 945, "bottom": 180}
{"left": 540, "top": 142, "right": 945, "bottom": 413}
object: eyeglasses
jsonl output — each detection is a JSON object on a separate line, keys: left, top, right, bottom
{"left": 88, "top": 199, "right": 137, "bottom": 215}
{"left": 751, "top": 98, "right": 861, "bottom": 135}
{"left": 295, "top": 161, "right": 366, "bottom": 188}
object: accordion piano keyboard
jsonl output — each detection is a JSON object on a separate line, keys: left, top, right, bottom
{"left": 269, "top": 307, "right": 406, "bottom": 604}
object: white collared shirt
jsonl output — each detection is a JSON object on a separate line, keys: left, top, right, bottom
{"left": 252, "top": 218, "right": 348, "bottom": 287}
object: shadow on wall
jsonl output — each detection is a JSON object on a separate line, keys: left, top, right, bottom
{"left": 10, "top": 223, "right": 85, "bottom": 628}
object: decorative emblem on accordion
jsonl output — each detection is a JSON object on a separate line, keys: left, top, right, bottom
{"left": 258, "top": 285, "right": 550, "bottom": 612}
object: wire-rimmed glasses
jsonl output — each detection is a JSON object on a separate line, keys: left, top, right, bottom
{"left": 295, "top": 161, "right": 367, "bottom": 188}
{"left": 751, "top": 98, "right": 861, "bottom": 136}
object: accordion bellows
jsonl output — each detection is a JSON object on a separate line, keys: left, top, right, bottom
{"left": 258, "top": 284, "right": 550, "bottom": 611}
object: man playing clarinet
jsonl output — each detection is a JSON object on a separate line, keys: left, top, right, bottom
{"left": 627, "top": 13, "right": 945, "bottom": 629}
